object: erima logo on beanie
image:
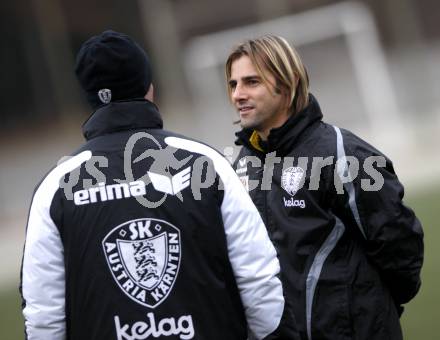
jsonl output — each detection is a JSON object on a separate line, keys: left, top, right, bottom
{"left": 75, "top": 30, "right": 152, "bottom": 109}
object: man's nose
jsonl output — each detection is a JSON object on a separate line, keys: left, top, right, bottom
{"left": 232, "top": 84, "right": 248, "bottom": 102}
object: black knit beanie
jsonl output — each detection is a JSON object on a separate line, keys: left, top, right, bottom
{"left": 75, "top": 30, "right": 152, "bottom": 109}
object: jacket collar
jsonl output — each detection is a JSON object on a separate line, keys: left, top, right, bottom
{"left": 235, "top": 94, "right": 323, "bottom": 155}
{"left": 82, "top": 99, "right": 163, "bottom": 140}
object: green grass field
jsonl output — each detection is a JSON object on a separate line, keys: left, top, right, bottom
{"left": 400, "top": 188, "right": 439, "bottom": 340}
{"left": 1, "top": 188, "right": 438, "bottom": 339}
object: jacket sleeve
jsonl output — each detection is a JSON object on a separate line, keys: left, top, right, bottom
{"left": 164, "top": 136, "right": 300, "bottom": 340}
{"left": 21, "top": 180, "right": 66, "bottom": 339}
{"left": 219, "top": 153, "right": 300, "bottom": 340}
{"left": 20, "top": 151, "right": 92, "bottom": 339}
{"left": 333, "top": 127, "right": 424, "bottom": 307}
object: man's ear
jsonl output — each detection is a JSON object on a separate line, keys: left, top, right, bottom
{"left": 145, "top": 83, "right": 154, "bottom": 102}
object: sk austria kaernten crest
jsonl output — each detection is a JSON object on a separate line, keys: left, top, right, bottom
{"left": 281, "top": 167, "right": 304, "bottom": 196}
{"left": 102, "top": 218, "right": 181, "bottom": 308}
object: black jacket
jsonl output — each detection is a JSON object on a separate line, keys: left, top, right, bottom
{"left": 234, "top": 94, "right": 424, "bottom": 340}
{"left": 21, "top": 100, "right": 300, "bottom": 340}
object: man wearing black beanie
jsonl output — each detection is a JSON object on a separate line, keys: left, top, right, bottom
{"left": 75, "top": 30, "right": 153, "bottom": 109}
{"left": 20, "top": 30, "right": 300, "bottom": 340}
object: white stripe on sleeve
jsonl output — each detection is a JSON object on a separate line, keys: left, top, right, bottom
{"left": 165, "top": 137, "right": 284, "bottom": 340}
{"left": 333, "top": 126, "right": 366, "bottom": 238}
{"left": 22, "top": 150, "right": 92, "bottom": 340}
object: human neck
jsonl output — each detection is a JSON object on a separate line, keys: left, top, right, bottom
{"left": 257, "top": 109, "right": 292, "bottom": 141}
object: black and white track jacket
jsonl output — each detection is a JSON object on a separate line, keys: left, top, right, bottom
{"left": 20, "top": 100, "right": 300, "bottom": 340}
{"left": 233, "top": 94, "right": 424, "bottom": 340}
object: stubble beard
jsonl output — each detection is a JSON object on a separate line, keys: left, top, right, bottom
{"left": 239, "top": 113, "right": 264, "bottom": 132}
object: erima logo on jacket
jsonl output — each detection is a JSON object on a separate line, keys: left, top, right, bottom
{"left": 72, "top": 166, "right": 191, "bottom": 205}
{"left": 102, "top": 218, "right": 181, "bottom": 308}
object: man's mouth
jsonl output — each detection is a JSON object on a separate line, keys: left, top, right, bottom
{"left": 238, "top": 105, "right": 254, "bottom": 114}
